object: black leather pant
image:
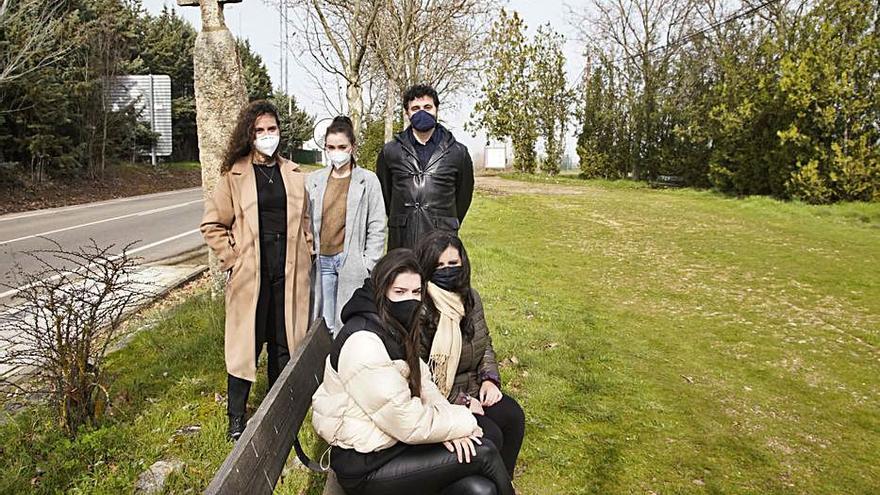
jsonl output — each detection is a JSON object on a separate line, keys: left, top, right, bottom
{"left": 338, "top": 440, "right": 514, "bottom": 495}
{"left": 475, "top": 394, "right": 526, "bottom": 476}
{"left": 227, "top": 233, "right": 289, "bottom": 417}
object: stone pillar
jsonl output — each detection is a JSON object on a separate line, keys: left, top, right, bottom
{"left": 179, "top": 0, "right": 247, "bottom": 292}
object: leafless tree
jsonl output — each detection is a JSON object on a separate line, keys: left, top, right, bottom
{"left": 90, "top": 8, "right": 130, "bottom": 180}
{"left": 280, "top": 0, "right": 382, "bottom": 136}
{"left": 369, "top": 0, "right": 496, "bottom": 141}
{"left": 0, "top": 239, "right": 154, "bottom": 437}
{"left": 0, "top": 0, "right": 68, "bottom": 89}
{"left": 279, "top": 0, "right": 493, "bottom": 140}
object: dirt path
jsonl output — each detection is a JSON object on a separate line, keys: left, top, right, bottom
{"left": 475, "top": 175, "right": 588, "bottom": 196}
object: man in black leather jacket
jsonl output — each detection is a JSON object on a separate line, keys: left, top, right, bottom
{"left": 377, "top": 84, "right": 474, "bottom": 250}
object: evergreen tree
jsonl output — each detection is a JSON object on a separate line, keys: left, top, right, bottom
{"left": 780, "top": 0, "right": 879, "bottom": 203}
{"left": 531, "top": 24, "right": 570, "bottom": 176}
{"left": 469, "top": 9, "right": 538, "bottom": 173}
{"left": 270, "top": 91, "right": 314, "bottom": 157}
{"left": 575, "top": 0, "right": 879, "bottom": 203}
{"left": 577, "top": 64, "right": 621, "bottom": 179}
{"left": 1, "top": 1, "right": 176, "bottom": 178}
{"left": 139, "top": 6, "right": 198, "bottom": 161}
{"left": 359, "top": 117, "right": 403, "bottom": 171}
{"left": 238, "top": 38, "right": 273, "bottom": 102}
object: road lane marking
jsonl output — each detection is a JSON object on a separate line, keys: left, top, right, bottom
{"left": 125, "top": 228, "right": 202, "bottom": 255}
{"left": 0, "top": 200, "right": 202, "bottom": 245}
{"left": 0, "top": 187, "right": 202, "bottom": 223}
{"left": 0, "top": 228, "right": 202, "bottom": 300}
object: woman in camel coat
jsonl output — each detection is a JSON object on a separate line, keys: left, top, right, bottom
{"left": 201, "top": 100, "right": 313, "bottom": 441}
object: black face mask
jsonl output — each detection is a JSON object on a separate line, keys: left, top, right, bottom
{"left": 387, "top": 298, "right": 421, "bottom": 331}
{"left": 431, "top": 266, "right": 463, "bottom": 291}
{"left": 409, "top": 110, "right": 437, "bottom": 132}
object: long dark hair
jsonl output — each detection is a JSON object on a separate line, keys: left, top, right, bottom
{"left": 415, "top": 231, "right": 476, "bottom": 341}
{"left": 325, "top": 115, "right": 357, "bottom": 167}
{"left": 370, "top": 248, "right": 425, "bottom": 397}
{"left": 221, "top": 100, "right": 281, "bottom": 174}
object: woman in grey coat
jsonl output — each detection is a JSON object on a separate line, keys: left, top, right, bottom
{"left": 307, "top": 116, "right": 386, "bottom": 334}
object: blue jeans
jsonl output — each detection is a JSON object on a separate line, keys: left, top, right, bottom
{"left": 319, "top": 253, "right": 345, "bottom": 334}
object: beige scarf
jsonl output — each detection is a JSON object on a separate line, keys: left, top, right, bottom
{"left": 426, "top": 282, "right": 465, "bottom": 397}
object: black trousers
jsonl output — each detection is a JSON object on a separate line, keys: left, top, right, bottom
{"left": 474, "top": 394, "right": 526, "bottom": 476}
{"left": 338, "top": 440, "right": 515, "bottom": 495}
{"left": 227, "top": 233, "right": 289, "bottom": 417}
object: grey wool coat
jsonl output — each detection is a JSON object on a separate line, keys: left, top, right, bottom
{"left": 306, "top": 165, "right": 386, "bottom": 331}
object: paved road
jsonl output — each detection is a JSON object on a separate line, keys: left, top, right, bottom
{"left": 0, "top": 188, "right": 206, "bottom": 301}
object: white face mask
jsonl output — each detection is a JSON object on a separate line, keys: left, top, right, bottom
{"left": 253, "top": 134, "right": 280, "bottom": 157}
{"left": 328, "top": 150, "right": 351, "bottom": 169}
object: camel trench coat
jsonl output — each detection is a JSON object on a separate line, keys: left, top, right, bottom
{"left": 201, "top": 157, "right": 314, "bottom": 382}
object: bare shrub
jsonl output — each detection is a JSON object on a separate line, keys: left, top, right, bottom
{"left": 0, "top": 239, "right": 153, "bottom": 436}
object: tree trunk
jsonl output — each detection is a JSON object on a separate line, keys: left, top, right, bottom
{"left": 193, "top": 0, "right": 248, "bottom": 294}
{"left": 512, "top": 138, "right": 535, "bottom": 173}
{"left": 545, "top": 132, "right": 559, "bottom": 175}
{"left": 346, "top": 76, "right": 363, "bottom": 137}
{"left": 383, "top": 78, "right": 395, "bottom": 143}
{"left": 100, "top": 90, "right": 108, "bottom": 180}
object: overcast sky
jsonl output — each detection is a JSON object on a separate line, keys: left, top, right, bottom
{"left": 142, "top": 0, "right": 586, "bottom": 162}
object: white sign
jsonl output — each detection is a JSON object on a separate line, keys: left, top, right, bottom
{"left": 108, "top": 75, "right": 173, "bottom": 162}
{"left": 485, "top": 146, "right": 507, "bottom": 169}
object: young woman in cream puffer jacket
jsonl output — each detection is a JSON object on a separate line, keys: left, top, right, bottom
{"left": 311, "top": 249, "right": 514, "bottom": 495}
{"left": 311, "top": 328, "right": 475, "bottom": 450}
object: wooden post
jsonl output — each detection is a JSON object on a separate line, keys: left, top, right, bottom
{"left": 177, "top": 0, "right": 248, "bottom": 294}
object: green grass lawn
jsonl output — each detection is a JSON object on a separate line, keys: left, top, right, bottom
{"left": 1, "top": 178, "right": 877, "bottom": 494}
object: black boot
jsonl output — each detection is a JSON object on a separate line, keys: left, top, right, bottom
{"left": 227, "top": 414, "right": 246, "bottom": 442}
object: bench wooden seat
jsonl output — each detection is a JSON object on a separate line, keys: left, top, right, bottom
{"left": 650, "top": 174, "right": 686, "bottom": 188}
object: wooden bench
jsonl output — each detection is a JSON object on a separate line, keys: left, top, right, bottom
{"left": 650, "top": 174, "right": 686, "bottom": 188}
{"left": 205, "top": 318, "right": 345, "bottom": 494}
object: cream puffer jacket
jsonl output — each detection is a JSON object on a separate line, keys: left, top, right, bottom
{"left": 312, "top": 330, "right": 478, "bottom": 452}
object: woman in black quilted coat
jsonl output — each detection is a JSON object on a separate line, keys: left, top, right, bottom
{"left": 417, "top": 230, "right": 526, "bottom": 477}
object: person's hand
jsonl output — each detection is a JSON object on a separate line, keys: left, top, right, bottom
{"left": 468, "top": 396, "right": 485, "bottom": 415}
{"left": 443, "top": 434, "right": 482, "bottom": 463}
{"left": 479, "top": 381, "right": 502, "bottom": 407}
{"left": 472, "top": 425, "right": 483, "bottom": 438}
